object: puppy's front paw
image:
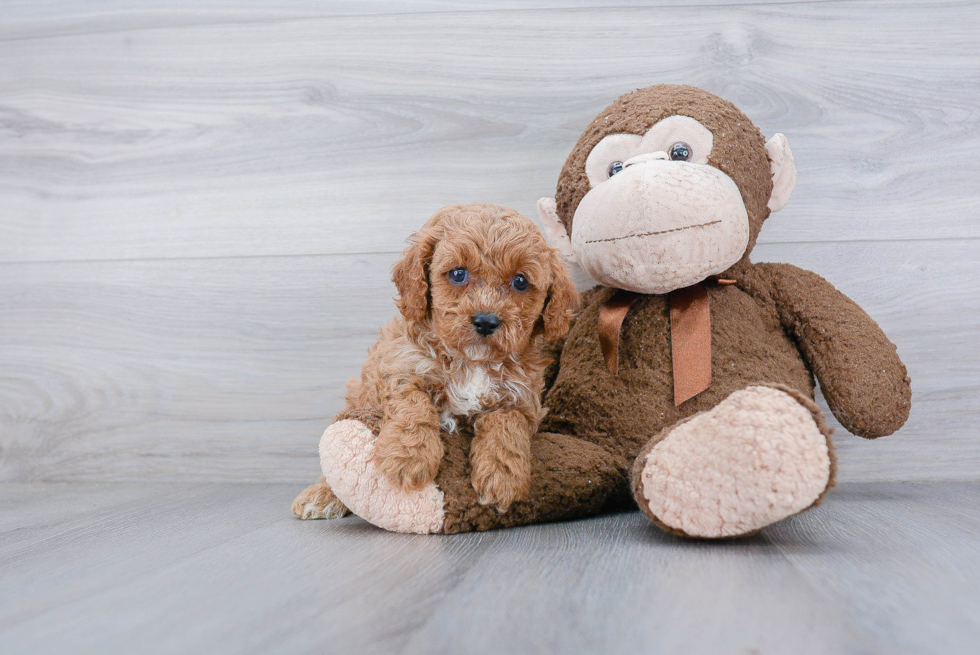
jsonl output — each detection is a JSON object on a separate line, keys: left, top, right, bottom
{"left": 471, "top": 463, "right": 531, "bottom": 514}
{"left": 470, "top": 410, "right": 533, "bottom": 513}
{"left": 291, "top": 478, "right": 350, "bottom": 520}
{"left": 374, "top": 423, "right": 443, "bottom": 491}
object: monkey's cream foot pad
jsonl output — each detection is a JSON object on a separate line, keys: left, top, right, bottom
{"left": 320, "top": 420, "right": 446, "bottom": 534}
{"left": 636, "top": 386, "right": 833, "bottom": 538}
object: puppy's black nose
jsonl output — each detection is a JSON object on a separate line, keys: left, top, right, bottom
{"left": 471, "top": 312, "right": 500, "bottom": 336}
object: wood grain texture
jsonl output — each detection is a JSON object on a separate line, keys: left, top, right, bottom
{"left": 0, "top": 0, "right": 833, "bottom": 30}
{"left": 768, "top": 483, "right": 980, "bottom": 655}
{"left": 1, "top": 240, "right": 976, "bottom": 482}
{"left": 0, "top": 1, "right": 977, "bottom": 483}
{"left": 1, "top": 482, "right": 978, "bottom": 654}
{"left": 1, "top": 1, "right": 978, "bottom": 263}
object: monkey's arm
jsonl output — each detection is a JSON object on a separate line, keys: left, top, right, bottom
{"left": 744, "top": 263, "right": 911, "bottom": 438}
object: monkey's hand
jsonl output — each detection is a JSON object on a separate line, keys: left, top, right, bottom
{"left": 745, "top": 262, "right": 911, "bottom": 439}
{"left": 470, "top": 409, "right": 534, "bottom": 512}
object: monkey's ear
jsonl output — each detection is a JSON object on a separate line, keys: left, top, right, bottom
{"left": 391, "top": 225, "right": 439, "bottom": 324}
{"left": 765, "top": 133, "right": 797, "bottom": 213}
{"left": 537, "top": 197, "right": 575, "bottom": 261}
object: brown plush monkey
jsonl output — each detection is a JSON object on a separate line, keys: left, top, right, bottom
{"left": 312, "top": 84, "right": 911, "bottom": 538}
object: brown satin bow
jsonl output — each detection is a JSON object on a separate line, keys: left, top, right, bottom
{"left": 598, "top": 281, "right": 727, "bottom": 406}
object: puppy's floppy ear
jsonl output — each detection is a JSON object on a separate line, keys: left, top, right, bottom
{"left": 392, "top": 222, "right": 441, "bottom": 324}
{"left": 542, "top": 250, "right": 580, "bottom": 340}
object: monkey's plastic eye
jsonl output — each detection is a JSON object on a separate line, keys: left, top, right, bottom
{"left": 511, "top": 274, "right": 529, "bottom": 292}
{"left": 448, "top": 268, "right": 469, "bottom": 285}
{"left": 607, "top": 161, "right": 624, "bottom": 177}
{"left": 669, "top": 142, "right": 692, "bottom": 162}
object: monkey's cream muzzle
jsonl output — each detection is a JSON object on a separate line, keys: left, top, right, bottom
{"left": 571, "top": 160, "right": 750, "bottom": 295}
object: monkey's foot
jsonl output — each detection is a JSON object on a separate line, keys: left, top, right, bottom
{"left": 631, "top": 385, "right": 834, "bottom": 538}
{"left": 319, "top": 420, "right": 445, "bottom": 534}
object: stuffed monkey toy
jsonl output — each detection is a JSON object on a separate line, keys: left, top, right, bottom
{"left": 311, "top": 84, "right": 911, "bottom": 538}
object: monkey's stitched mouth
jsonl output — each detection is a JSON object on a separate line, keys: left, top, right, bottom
{"left": 585, "top": 220, "right": 722, "bottom": 244}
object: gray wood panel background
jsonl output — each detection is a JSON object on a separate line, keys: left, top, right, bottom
{"left": 1, "top": 0, "right": 978, "bottom": 483}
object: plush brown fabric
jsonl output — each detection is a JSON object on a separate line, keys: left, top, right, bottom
{"left": 540, "top": 283, "right": 816, "bottom": 460}
{"left": 438, "top": 428, "right": 632, "bottom": 534}
{"left": 736, "top": 263, "right": 912, "bottom": 438}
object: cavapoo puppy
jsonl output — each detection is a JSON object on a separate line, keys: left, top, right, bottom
{"left": 292, "top": 203, "right": 579, "bottom": 519}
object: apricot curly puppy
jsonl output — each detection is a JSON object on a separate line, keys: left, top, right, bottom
{"left": 292, "top": 203, "right": 579, "bottom": 518}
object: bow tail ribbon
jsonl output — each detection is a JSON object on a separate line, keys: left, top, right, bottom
{"left": 598, "top": 284, "right": 712, "bottom": 406}
{"left": 597, "top": 289, "right": 639, "bottom": 376}
{"left": 667, "top": 284, "right": 712, "bottom": 405}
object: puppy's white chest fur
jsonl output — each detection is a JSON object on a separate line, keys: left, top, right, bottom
{"left": 447, "top": 364, "right": 493, "bottom": 415}
{"left": 442, "top": 363, "right": 497, "bottom": 431}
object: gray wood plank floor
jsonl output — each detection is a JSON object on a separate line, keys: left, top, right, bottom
{"left": 1, "top": 482, "right": 977, "bottom": 655}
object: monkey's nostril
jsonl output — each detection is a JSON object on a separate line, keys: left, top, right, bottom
{"left": 471, "top": 313, "right": 500, "bottom": 336}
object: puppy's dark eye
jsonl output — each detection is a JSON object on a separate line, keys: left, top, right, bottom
{"left": 448, "top": 268, "right": 468, "bottom": 285}
{"left": 511, "top": 273, "right": 529, "bottom": 292}
{"left": 607, "top": 161, "right": 624, "bottom": 178}
{"left": 669, "top": 142, "right": 692, "bottom": 162}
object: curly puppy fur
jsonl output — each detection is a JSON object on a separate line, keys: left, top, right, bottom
{"left": 293, "top": 203, "right": 579, "bottom": 517}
